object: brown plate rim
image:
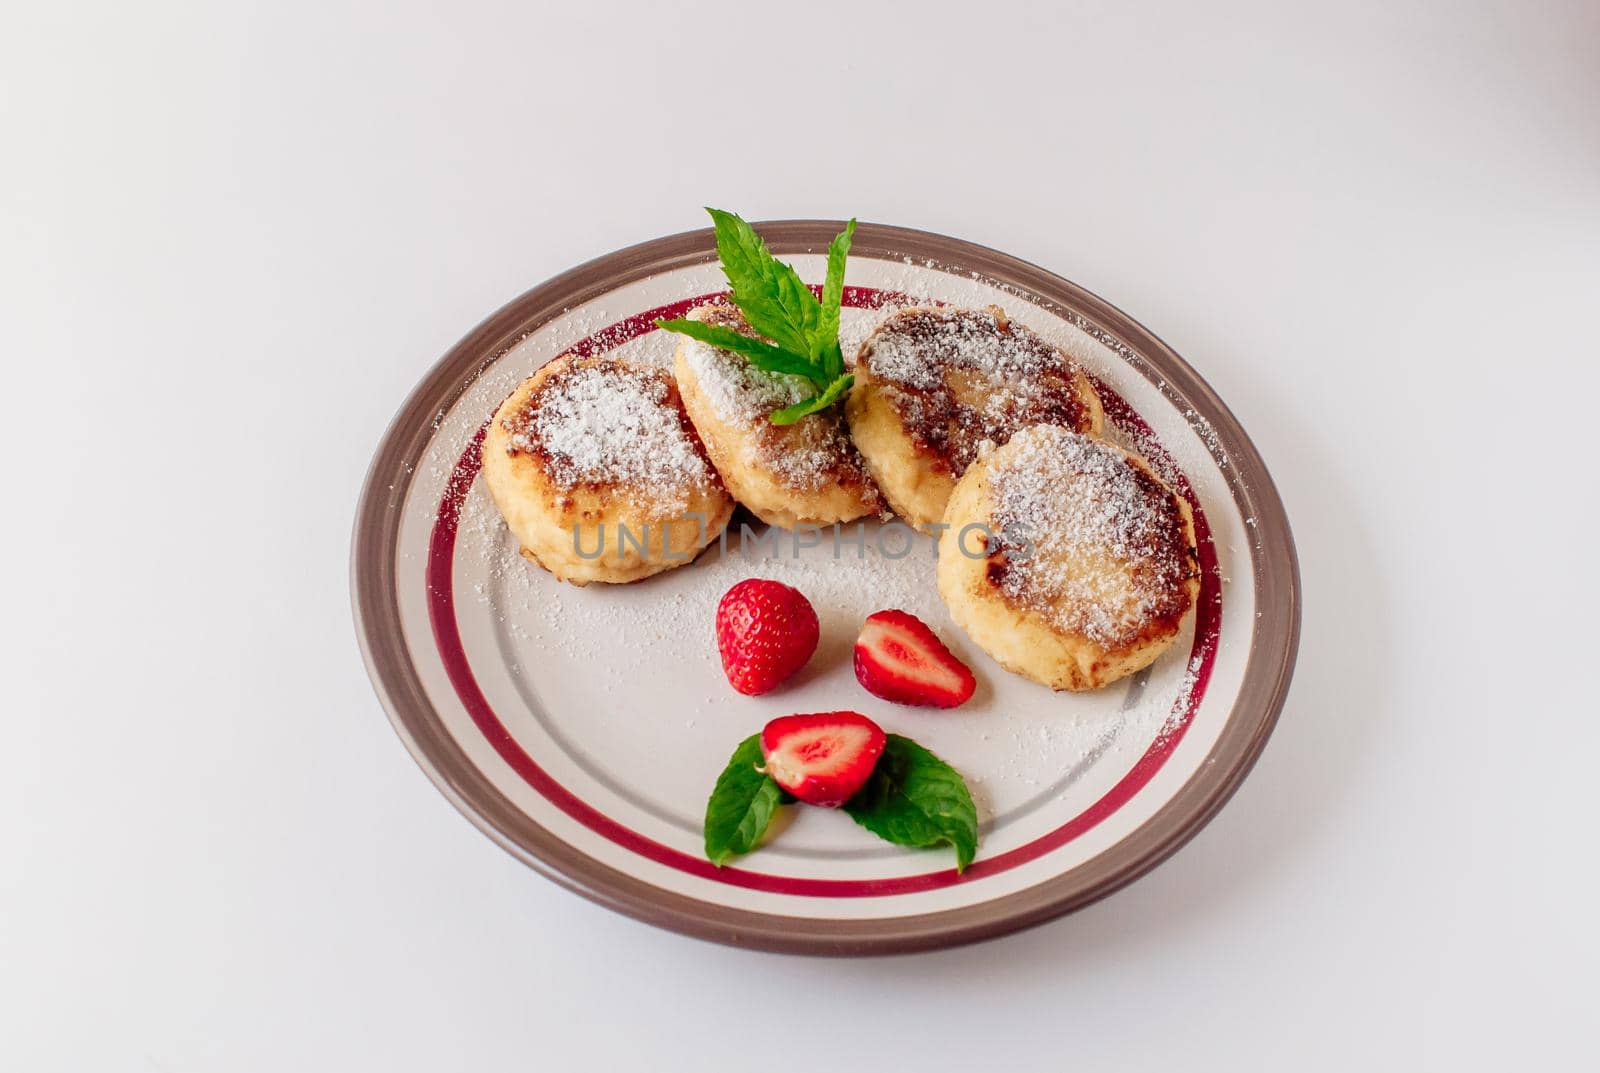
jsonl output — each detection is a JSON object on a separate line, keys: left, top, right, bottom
{"left": 349, "top": 220, "right": 1301, "bottom": 956}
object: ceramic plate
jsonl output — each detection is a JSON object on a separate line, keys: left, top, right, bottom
{"left": 351, "top": 221, "right": 1299, "bottom": 954}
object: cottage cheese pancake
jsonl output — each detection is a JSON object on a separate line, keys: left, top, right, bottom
{"left": 936, "top": 425, "right": 1198, "bottom": 691}
{"left": 481, "top": 354, "right": 733, "bottom": 584}
{"left": 847, "top": 306, "right": 1103, "bottom": 531}
{"left": 673, "top": 303, "right": 883, "bottom": 530}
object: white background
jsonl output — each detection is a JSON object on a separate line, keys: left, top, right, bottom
{"left": 4, "top": 1, "right": 1596, "bottom": 1069}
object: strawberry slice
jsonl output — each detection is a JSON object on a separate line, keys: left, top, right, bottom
{"left": 854, "top": 609, "right": 977, "bottom": 709}
{"left": 715, "top": 579, "right": 820, "bottom": 696}
{"left": 760, "top": 711, "right": 886, "bottom": 807}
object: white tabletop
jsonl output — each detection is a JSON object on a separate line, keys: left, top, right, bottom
{"left": 6, "top": 1, "right": 1596, "bottom": 1068}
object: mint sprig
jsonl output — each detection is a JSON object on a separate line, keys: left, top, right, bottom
{"left": 769, "top": 371, "right": 854, "bottom": 425}
{"left": 843, "top": 735, "right": 979, "bottom": 872}
{"left": 656, "top": 209, "right": 857, "bottom": 425}
{"left": 703, "top": 734, "right": 783, "bottom": 866}
{"left": 648, "top": 319, "right": 822, "bottom": 382}
{"left": 816, "top": 219, "right": 854, "bottom": 379}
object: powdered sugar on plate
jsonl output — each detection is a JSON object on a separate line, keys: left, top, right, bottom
{"left": 424, "top": 255, "right": 1225, "bottom": 845}
{"left": 453, "top": 484, "right": 1203, "bottom": 834}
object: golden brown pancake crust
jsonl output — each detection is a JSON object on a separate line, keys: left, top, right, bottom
{"left": 673, "top": 302, "right": 883, "bottom": 528}
{"left": 847, "top": 305, "right": 1104, "bottom": 531}
{"left": 983, "top": 447, "right": 1195, "bottom": 652}
{"left": 498, "top": 356, "right": 714, "bottom": 504}
{"left": 856, "top": 306, "right": 1103, "bottom": 477}
{"left": 937, "top": 426, "right": 1199, "bottom": 691}
{"left": 482, "top": 354, "right": 732, "bottom": 584}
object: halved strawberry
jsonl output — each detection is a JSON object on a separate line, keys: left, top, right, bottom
{"left": 854, "top": 609, "right": 977, "bottom": 709}
{"left": 715, "top": 579, "right": 820, "bottom": 696}
{"left": 759, "top": 711, "right": 886, "bottom": 807}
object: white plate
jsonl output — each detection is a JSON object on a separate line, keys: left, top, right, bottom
{"left": 351, "top": 221, "right": 1299, "bottom": 954}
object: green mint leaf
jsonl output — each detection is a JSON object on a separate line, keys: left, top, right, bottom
{"left": 704, "top": 734, "right": 784, "bottom": 866}
{"left": 817, "top": 219, "right": 856, "bottom": 379}
{"left": 654, "top": 318, "right": 828, "bottom": 386}
{"left": 843, "top": 734, "right": 979, "bottom": 872}
{"left": 706, "top": 208, "right": 824, "bottom": 360}
{"left": 768, "top": 373, "right": 854, "bottom": 426}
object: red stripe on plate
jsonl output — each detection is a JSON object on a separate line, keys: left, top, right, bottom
{"left": 425, "top": 289, "right": 1221, "bottom": 897}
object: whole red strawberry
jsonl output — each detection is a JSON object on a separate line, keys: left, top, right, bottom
{"left": 715, "top": 579, "right": 819, "bottom": 696}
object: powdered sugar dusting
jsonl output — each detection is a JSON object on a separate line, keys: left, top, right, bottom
{"left": 502, "top": 359, "right": 710, "bottom": 513}
{"left": 682, "top": 339, "right": 814, "bottom": 423}
{"left": 861, "top": 306, "right": 1094, "bottom": 475}
{"left": 987, "top": 426, "right": 1195, "bottom": 647}
{"left": 452, "top": 493, "right": 1207, "bottom": 835}
{"left": 677, "top": 304, "right": 876, "bottom": 495}
{"left": 419, "top": 256, "right": 1225, "bottom": 847}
